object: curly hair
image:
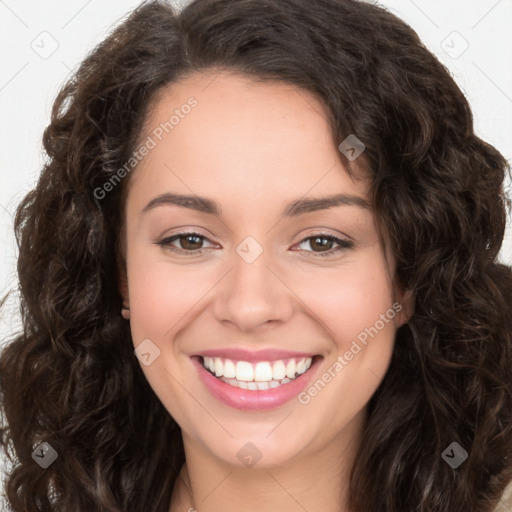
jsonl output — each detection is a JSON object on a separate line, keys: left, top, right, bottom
{"left": 1, "top": 0, "right": 511, "bottom": 510}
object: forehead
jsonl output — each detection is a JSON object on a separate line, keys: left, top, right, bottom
{"left": 127, "top": 70, "right": 371, "bottom": 212}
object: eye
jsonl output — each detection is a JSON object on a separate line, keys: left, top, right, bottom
{"left": 156, "top": 231, "right": 354, "bottom": 257}
{"left": 156, "top": 232, "right": 216, "bottom": 254}
{"left": 294, "top": 233, "right": 354, "bottom": 256}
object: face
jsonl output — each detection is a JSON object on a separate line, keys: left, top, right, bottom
{"left": 120, "top": 70, "right": 409, "bottom": 469}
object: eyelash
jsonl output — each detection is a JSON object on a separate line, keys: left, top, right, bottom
{"left": 155, "top": 231, "right": 354, "bottom": 257}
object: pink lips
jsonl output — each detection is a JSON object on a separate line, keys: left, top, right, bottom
{"left": 191, "top": 352, "right": 322, "bottom": 411}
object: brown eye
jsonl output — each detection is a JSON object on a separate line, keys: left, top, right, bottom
{"left": 308, "top": 236, "right": 336, "bottom": 252}
{"left": 178, "top": 234, "right": 204, "bottom": 250}
{"left": 296, "top": 233, "right": 354, "bottom": 256}
{"left": 157, "top": 232, "right": 215, "bottom": 254}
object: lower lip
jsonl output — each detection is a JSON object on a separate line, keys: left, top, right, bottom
{"left": 192, "top": 356, "right": 322, "bottom": 411}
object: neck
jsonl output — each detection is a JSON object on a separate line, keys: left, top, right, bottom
{"left": 169, "top": 410, "right": 365, "bottom": 512}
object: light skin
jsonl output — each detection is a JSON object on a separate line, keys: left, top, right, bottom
{"left": 119, "top": 70, "right": 411, "bottom": 512}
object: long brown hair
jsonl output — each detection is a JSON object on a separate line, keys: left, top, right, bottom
{"left": 1, "top": 1, "right": 511, "bottom": 510}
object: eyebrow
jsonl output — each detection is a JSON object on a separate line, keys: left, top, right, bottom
{"left": 141, "top": 192, "right": 371, "bottom": 217}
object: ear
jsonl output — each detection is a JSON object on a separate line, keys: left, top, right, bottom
{"left": 393, "top": 287, "right": 414, "bottom": 328}
{"left": 118, "top": 255, "right": 130, "bottom": 319}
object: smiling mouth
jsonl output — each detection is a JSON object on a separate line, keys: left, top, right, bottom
{"left": 199, "top": 355, "right": 319, "bottom": 391}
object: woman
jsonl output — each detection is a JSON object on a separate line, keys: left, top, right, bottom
{"left": 1, "top": 0, "right": 511, "bottom": 510}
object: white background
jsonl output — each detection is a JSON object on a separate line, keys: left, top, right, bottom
{"left": 0, "top": 0, "right": 511, "bottom": 501}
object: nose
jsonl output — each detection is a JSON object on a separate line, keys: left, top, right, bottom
{"left": 213, "top": 243, "right": 294, "bottom": 333}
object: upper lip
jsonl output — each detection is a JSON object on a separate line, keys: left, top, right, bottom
{"left": 193, "top": 348, "right": 318, "bottom": 363}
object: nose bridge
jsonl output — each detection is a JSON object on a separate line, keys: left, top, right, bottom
{"left": 213, "top": 235, "right": 293, "bottom": 331}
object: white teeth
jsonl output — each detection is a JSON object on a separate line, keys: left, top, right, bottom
{"left": 285, "top": 359, "right": 296, "bottom": 379}
{"left": 254, "top": 362, "right": 273, "bottom": 382}
{"left": 236, "top": 361, "right": 254, "bottom": 381}
{"left": 202, "top": 355, "right": 314, "bottom": 388}
{"left": 220, "top": 377, "right": 290, "bottom": 390}
{"left": 272, "top": 360, "right": 286, "bottom": 380}
{"left": 214, "top": 358, "right": 223, "bottom": 377}
{"left": 223, "top": 359, "right": 236, "bottom": 379}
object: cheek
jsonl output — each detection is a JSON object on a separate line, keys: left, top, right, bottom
{"left": 284, "top": 252, "right": 399, "bottom": 394}
{"left": 290, "top": 255, "right": 398, "bottom": 422}
{"left": 129, "top": 270, "right": 212, "bottom": 344}
{"left": 290, "top": 256, "right": 396, "bottom": 343}
{"left": 125, "top": 243, "right": 219, "bottom": 343}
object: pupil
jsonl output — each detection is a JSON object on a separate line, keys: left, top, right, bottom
{"left": 311, "top": 236, "right": 332, "bottom": 251}
{"left": 182, "top": 235, "right": 202, "bottom": 250}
